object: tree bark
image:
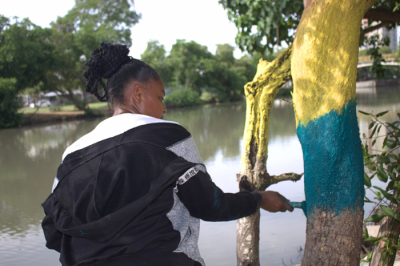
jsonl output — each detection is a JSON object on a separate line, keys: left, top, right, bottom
{"left": 291, "top": 0, "right": 378, "bottom": 265}
{"left": 236, "top": 46, "right": 302, "bottom": 266}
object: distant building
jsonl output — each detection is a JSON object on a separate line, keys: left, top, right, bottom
{"left": 362, "top": 19, "right": 398, "bottom": 52}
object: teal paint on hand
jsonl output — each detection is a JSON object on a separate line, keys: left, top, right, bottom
{"left": 297, "top": 99, "right": 364, "bottom": 219}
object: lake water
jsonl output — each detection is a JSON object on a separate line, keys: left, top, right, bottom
{"left": 0, "top": 86, "right": 399, "bottom": 266}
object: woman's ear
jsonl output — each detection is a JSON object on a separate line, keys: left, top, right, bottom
{"left": 132, "top": 83, "right": 143, "bottom": 103}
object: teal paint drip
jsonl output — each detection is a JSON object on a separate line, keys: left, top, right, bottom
{"left": 297, "top": 99, "right": 364, "bottom": 219}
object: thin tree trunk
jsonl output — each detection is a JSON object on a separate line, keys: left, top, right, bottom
{"left": 236, "top": 46, "right": 302, "bottom": 266}
{"left": 370, "top": 204, "right": 400, "bottom": 266}
{"left": 291, "top": 0, "right": 378, "bottom": 265}
{"left": 59, "top": 88, "right": 87, "bottom": 111}
{"left": 237, "top": 210, "right": 260, "bottom": 266}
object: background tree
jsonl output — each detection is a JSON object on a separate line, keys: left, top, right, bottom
{"left": 165, "top": 39, "right": 213, "bottom": 92}
{"left": 0, "top": 16, "right": 55, "bottom": 128}
{"left": 0, "top": 78, "right": 20, "bottom": 128}
{"left": 155, "top": 40, "right": 250, "bottom": 103}
{"left": 219, "top": 0, "right": 396, "bottom": 265}
{"left": 216, "top": 43, "right": 235, "bottom": 67}
{"left": 140, "top": 40, "right": 172, "bottom": 85}
{"left": 45, "top": 0, "right": 141, "bottom": 111}
{"left": 220, "top": 0, "right": 400, "bottom": 55}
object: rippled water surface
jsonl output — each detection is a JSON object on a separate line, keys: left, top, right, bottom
{"left": 0, "top": 86, "right": 399, "bottom": 266}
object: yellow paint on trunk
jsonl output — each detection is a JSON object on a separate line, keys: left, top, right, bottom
{"left": 240, "top": 47, "right": 291, "bottom": 177}
{"left": 291, "top": 0, "right": 377, "bottom": 126}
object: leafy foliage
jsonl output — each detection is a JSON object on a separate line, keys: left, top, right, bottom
{"left": 142, "top": 40, "right": 258, "bottom": 104}
{"left": 45, "top": 0, "right": 140, "bottom": 111}
{"left": 364, "top": 35, "right": 391, "bottom": 79}
{"left": 220, "top": 0, "right": 400, "bottom": 55}
{"left": 163, "top": 87, "right": 201, "bottom": 108}
{"left": 0, "top": 0, "right": 141, "bottom": 123}
{"left": 0, "top": 78, "right": 22, "bottom": 128}
{"left": 0, "top": 16, "right": 55, "bottom": 92}
{"left": 0, "top": 16, "right": 57, "bottom": 128}
{"left": 219, "top": 0, "right": 303, "bottom": 54}
{"left": 360, "top": 111, "right": 400, "bottom": 264}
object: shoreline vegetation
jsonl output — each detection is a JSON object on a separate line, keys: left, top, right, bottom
{"left": 16, "top": 88, "right": 293, "bottom": 128}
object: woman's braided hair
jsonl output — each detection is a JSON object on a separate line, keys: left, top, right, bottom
{"left": 83, "top": 42, "right": 160, "bottom": 105}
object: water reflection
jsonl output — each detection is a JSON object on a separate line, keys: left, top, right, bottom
{"left": 165, "top": 103, "right": 246, "bottom": 162}
{"left": 0, "top": 85, "right": 398, "bottom": 266}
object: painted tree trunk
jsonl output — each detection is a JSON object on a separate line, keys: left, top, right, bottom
{"left": 291, "top": 0, "right": 377, "bottom": 265}
{"left": 236, "top": 47, "right": 302, "bottom": 266}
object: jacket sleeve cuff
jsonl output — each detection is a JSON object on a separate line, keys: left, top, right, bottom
{"left": 251, "top": 192, "right": 262, "bottom": 209}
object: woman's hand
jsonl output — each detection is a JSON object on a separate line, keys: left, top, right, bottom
{"left": 258, "top": 191, "right": 293, "bottom": 212}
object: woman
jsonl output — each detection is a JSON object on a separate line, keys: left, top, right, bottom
{"left": 41, "top": 43, "right": 292, "bottom": 266}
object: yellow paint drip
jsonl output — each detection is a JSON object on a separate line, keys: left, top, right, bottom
{"left": 291, "top": 0, "right": 377, "bottom": 126}
{"left": 240, "top": 47, "right": 292, "bottom": 177}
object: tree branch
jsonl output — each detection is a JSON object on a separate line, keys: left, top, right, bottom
{"left": 362, "top": 21, "right": 392, "bottom": 35}
{"left": 268, "top": 172, "right": 303, "bottom": 186}
{"left": 363, "top": 9, "right": 400, "bottom": 23}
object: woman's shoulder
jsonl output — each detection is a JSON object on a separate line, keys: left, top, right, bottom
{"left": 61, "top": 114, "right": 190, "bottom": 161}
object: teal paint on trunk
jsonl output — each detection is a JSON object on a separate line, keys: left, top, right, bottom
{"left": 297, "top": 99, "right": 364, "bottom": 219}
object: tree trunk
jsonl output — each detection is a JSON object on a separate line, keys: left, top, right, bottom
{"left": 236, "top": 46, "right": 302, "bottom": 266}
{"left": 59, "top": 88, "right": 88, "bottom": 111}
{"left": 370, "top": 204, "right": 400, "bottom": 266}
{"left": 291, "top": 0, "right": 378, "bottom": 265}
{"left": 237, "top": 210, "right": 260, "bottom": 266}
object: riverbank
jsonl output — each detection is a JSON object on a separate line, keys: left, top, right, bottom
{"left": 17, "top": 88, "right": 293, "bottom": 128}
{"left": 21, "top": 109, "right": 111, "bottom": 127}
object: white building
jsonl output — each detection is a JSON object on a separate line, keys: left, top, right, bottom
{"left": 362, "top": 19, "right": 398, "bottom": 52}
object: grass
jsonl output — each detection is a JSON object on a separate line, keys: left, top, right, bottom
{"left": 19, "top": 102, "right": 109, "bottom": 114}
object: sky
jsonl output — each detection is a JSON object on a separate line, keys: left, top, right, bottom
{"left": 1, "top": 0, "right": 246, "bottom": 59}
{"left": 2, "top": 0, "right": 399, "bottom": 59}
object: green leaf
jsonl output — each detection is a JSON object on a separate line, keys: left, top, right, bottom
{"left": 373, "top": 186, "right": 393, "bottom": 202}
{"left": 367, "top": 251, "right": 372, "bottom": 260}
{"left": 359, "top": 110, "right": 370, "bottom": 115}
{"left": 369, "top": 121, "right": 375, "bottom": 129}
{"left": 372, "top": 139, "right": 377, "bottom": 146}
{"left": 377, "top": 165, "right": 388, "bottom": 182}
{"left": 364, "top": 196, "right": 374, "bottom": 203}
{"left": 364, "top": 235, "right": 384, "bottom": 242}
{"left": 370, "top": 125, "right": 378, "bottom": 138}
{"left": 363, "top": 227, "right": 369, "bottom": 238}
{"left": 381, "top": 205, "right": 395, "bottom": 218}
{"left": 374, "top": 191, "right": 383, "bottom": 201}
{"left": 382, "top": 155, "right": 391, "bottom": 165}
{"left": 376, "top": 110, "right": 389, "bottom": 117}
{"left": 382, "top": 136, "right": 388, "bottom": 148}
{"left": 388, "top": 180, "right": 394, "bottom": 190}
{"left": 364, "top": 173, "right": 371, "bottom": 187}
{"left": 389, "top": 172, "right": 396, "bottom": 181}
{"left": 395, "top": 214, "right": 400, "bottom": 222}
{"left": 382, "top": 251, "right": 387, "bottom": 262}
{"left": 365, "top": 214, "right": 385, "bottom": 223}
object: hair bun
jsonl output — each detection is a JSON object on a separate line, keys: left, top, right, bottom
{"left": 83, "top": 42, "right": 131, "bottom": 101}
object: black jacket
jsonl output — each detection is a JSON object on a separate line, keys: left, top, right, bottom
{"left": 42, "top": 114, "right": 261, "bottom": 266}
